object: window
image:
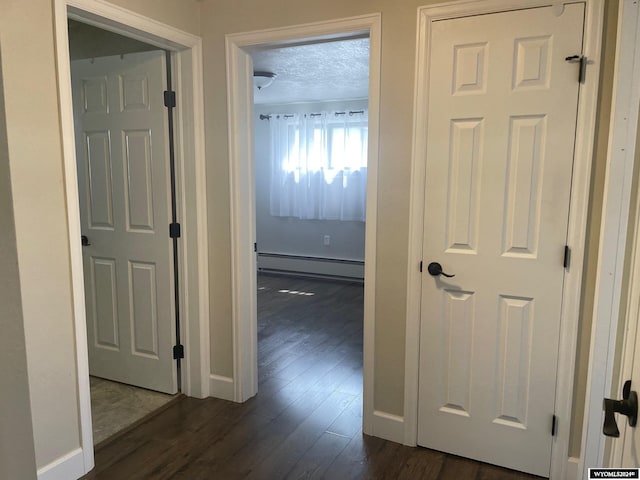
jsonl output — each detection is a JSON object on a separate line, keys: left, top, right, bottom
{"left": 269, "top": 109, "right": 368, "bottom": 221}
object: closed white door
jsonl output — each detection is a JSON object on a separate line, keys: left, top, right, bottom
{"left": 417, "top": 5, "right": 584, "bottom": 476}
{"left": 72, "top": 51, "right": 177, "bottom": 394}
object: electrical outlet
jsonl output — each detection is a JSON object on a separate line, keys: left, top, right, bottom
{"left": 323, "top": 235, "right": 331, "bottom": 246}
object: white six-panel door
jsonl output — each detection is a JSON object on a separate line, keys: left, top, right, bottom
{"left": 417, "top": 5, "right": 584, "bottom": 476}
{"left": 72, "top": 51, "right": 177, "bottom": 394}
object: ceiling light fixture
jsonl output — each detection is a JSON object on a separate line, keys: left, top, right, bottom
{"left": 253, "top": 71, "right": 276, "bottom": 90}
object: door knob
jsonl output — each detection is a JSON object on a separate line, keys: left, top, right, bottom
{"left": 603, "top": 380, "right": 638, "bottom": 437}
{"left": 427, "top": 262, "right": 455, "bottom": 278}
{"left": 81, "top": 235, "right": 91, "bottom": 246}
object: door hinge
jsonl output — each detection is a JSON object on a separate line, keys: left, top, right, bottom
{"left": 564, "top": 245, "right": 571, "bottom": 269}
{"left": 254, "top": 242, "right": 257, "bottom": 253}
{"left": 164, "top": 90, "right": 176, "bottom": 108}
{"left": 551, "top": 414, "right": 558, "bottom": 436}
{"left": 565, "top": 55, "right": 587, "bottom": 84}
{"left": 169, "top": 222, "right": 181, "bottom": 239}
{"left": 419, "top": 260, "right": 423, "bottom": 273}
{"left": 173, "top": 344, "right": 184, "bottom": 360}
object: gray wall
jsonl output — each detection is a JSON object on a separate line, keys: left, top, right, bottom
{"left": 68, "top": 20, "right": 157, "bottom": 61}
{"left": 0, "top": 0, "right": 201, "bottom": 471}
{"left": 254, "top": 100, "right": 367, "bottom": 262}
{"left": 0, "top": 49, "right": 37, "bottom": 480}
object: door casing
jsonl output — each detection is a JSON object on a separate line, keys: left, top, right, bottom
{"left": 53, "top": 0, "right": 210, "bottom": 475}
{"left": 224, "top": 14, "right": 382, "bottom": 437}
{"left": 583, "top": 0, "right": 640, "bottom": 474}
{"left": 404, "top": 1, "right": 604, "bottom": 479}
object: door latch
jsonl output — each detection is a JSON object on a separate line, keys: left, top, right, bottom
{"left": 603, "top": 380, "right": 638, "bottom": 437}
{"left": 565, "top": 55, "right": 587, "bottom": 83}
{"left": 427, "top": 262, "right": 455, "bottom": 278}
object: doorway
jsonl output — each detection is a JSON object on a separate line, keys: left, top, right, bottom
{"left": 68, "top": 20, "right": 178, "bottom": 444}
{"left": 251, "top": 36, "right": 369, "bottom": 421}
{"left": 54, "top": 1, "right": 209, "bottom": 473}
{"left": 224, "top": 15, "right": 381, "bottom": 437}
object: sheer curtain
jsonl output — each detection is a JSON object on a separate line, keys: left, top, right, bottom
{"left": 269, "top": 110, "right": 368, "bottom": 221}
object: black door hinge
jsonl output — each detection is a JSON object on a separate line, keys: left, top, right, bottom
{"left": 551, "top": 414, "right": 558, "bottom": 436}
{"left": 254, "top": 242, "right": 257, "bottom": 253}
{"left": 173, "top": 344, "right": 184, "bottom": 360}
{"left": 164, "top": 90, "right": 176, "bottom": 108}
{"left": 419, "top": 261, "right": 423, "bottom": 273}
{"left": 565, "top": 55, "right": 587, "bottom": 84}
{"left": 169, "top": 222, "right": 181, "bottom": 239}
{"left": 564, "top": 245, "right": 571, "bottom": 270}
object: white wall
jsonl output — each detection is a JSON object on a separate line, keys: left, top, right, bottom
{"left": 254, "top": 99, "right": 367, "bottom": 264}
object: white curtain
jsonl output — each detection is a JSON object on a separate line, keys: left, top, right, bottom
{"left": 269, "top": 110, "right": 368, "bottom": 221}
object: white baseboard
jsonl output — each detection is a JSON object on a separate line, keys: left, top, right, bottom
{"left": 37, "top": 448, "right": 86, "bottom": 480}
{"left": 209, "top": 374, "right": 235, "bottom": 401}
{"left": 369, "top": 410, "right": 404, "bottom": 444}
{"left": 257, "top": 253, "right": 364, "bottom": 280}
{"left": 566, "top": 456, "right": 579, "bottom": 480}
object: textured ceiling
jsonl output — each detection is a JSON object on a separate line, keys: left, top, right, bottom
{"left": 251, "top": 37, "right": 370, "bottom": 105}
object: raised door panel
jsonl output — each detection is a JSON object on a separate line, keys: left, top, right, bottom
{"left": 446, "top": 119, "right": 484, "bottom": 254}
{"left": 502, "top": 115, "right": 547, "bottom": 258}
{"left": 123, "top": 129, "right": 155, "bottom": 232}
{"left": 84, "top": 131, "right": 114, "bottom": 229}
{"left": 440, "top": 290, "right": 475, "bottom": 417}
{"left": 129, "top": 261, "right": 159, "bottom": 358}
{"left": 495, "top": 295, "right": 534, "bottom": 429}
{"left": 90, "top": 257, "right": 119, "bottom": 350}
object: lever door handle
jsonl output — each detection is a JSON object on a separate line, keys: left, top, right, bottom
{"left": 427, "top": 262, "right": 455, "bottom": 278}
{"left": 603, "top": 380, "right": 638, "bottom": 437}
{"left": 81, "top": 235, "right": 91, "bottom": 247}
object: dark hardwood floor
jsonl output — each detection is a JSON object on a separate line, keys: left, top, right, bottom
{"left": 83, "top": 274, "right": 542, "bottom": 479}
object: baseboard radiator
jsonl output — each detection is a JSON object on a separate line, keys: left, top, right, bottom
{"left": 257, "top": 252, "right": 364, "bottom": 282}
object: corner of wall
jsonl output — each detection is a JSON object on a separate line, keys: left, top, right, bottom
{"left": 370, "top": 410, "right": 405, "bottom": 444}
{"left": 36, "top": 449, "right": 85, "bottom": 480}
{"left": 0, "top": 44, "right": 38, "bottom": 480}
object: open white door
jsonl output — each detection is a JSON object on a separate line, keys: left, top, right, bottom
{"left": 417, "top": 4, "right": 585, "bottom": 476}
{"left": 72, "top": 51, "right": 177, "bottom": 394}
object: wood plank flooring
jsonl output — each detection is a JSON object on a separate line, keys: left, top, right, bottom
{"left": 82, "top": 274, "right": 543, "bottom": 480}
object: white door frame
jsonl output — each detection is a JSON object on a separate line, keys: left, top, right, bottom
{"left": 224, "top": 14, "right": 381, "bottom": 434}
{"left": 581, "top": 0, "right": 640, "bottom": 475}
{"left": 404, "top": 1, "right": 604, "bottom": 479}
{"left": 53, "top": 0, "right": 210, "bottom": 475}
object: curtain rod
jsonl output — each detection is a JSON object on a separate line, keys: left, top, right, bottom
{"left": 259, "top": 110, "right": 365, "bottom": 120}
